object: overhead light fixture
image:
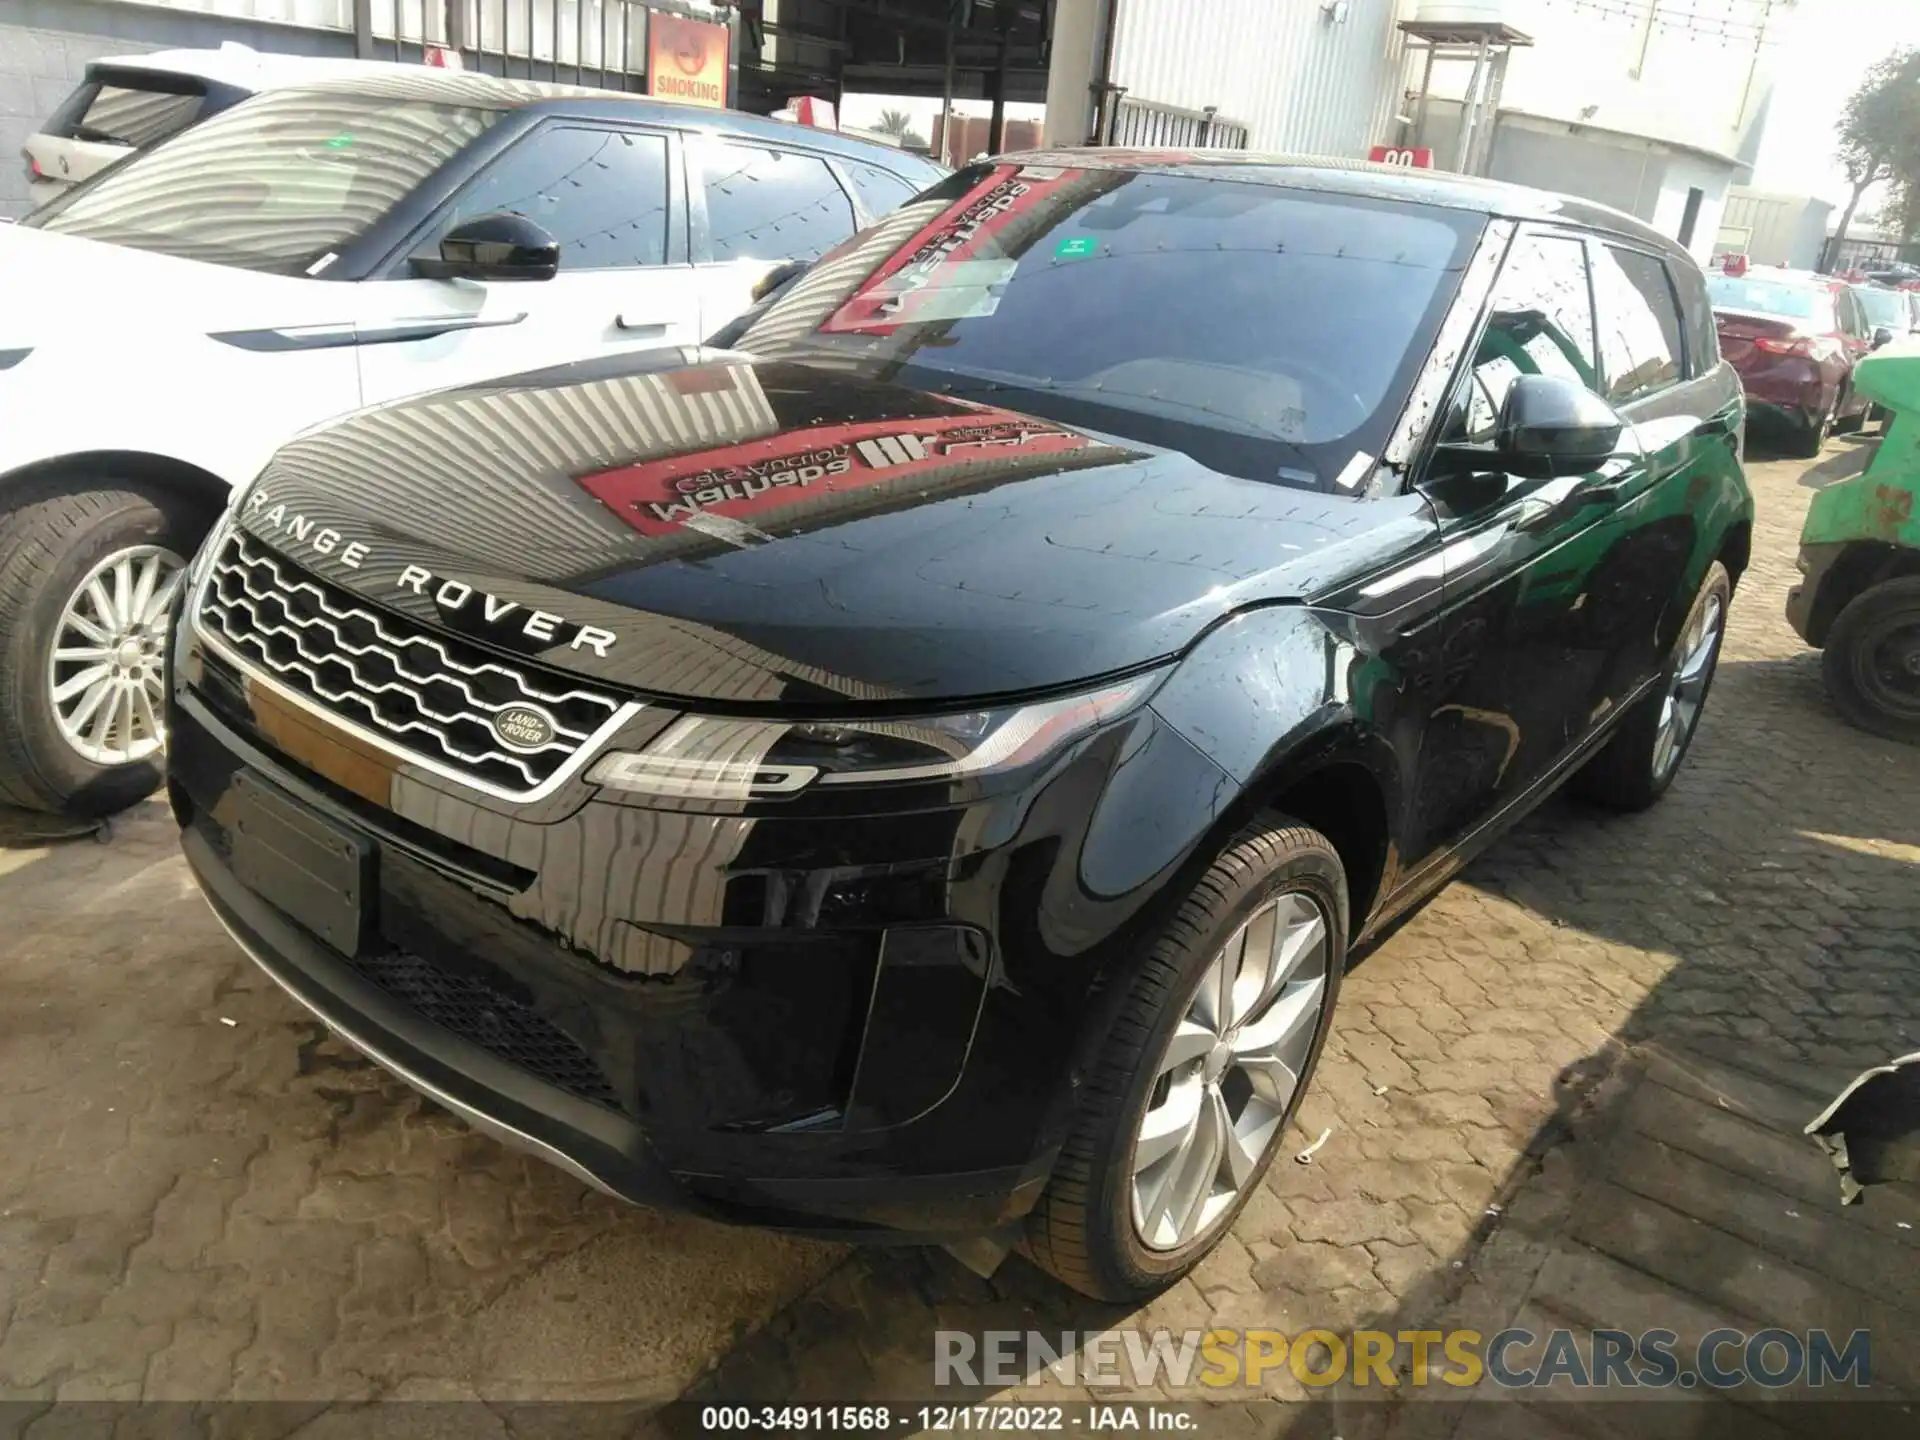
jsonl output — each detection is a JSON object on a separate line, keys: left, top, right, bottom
{"left": 1323, "top": 0, "right": 1351, "bottom": 22}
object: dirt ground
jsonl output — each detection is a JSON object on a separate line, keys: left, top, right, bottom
{"left": 1, "top": 434, "right": 1915, "bottom": 1415}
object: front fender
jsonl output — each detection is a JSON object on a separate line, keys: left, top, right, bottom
{"left": 1077, "top": 605, "right": 1406, "bottom": 908}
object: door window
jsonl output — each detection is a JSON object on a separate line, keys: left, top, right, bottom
{"left": 700, "top": 143, "right": 857, "bottom": 262}
{"left": 838, "top": 159, "right": 923, "bottom": 219}
{"left": 1835, "top": 287, "right": 1867, "bottom": 341}
{"left": 1454, "top": 232, "right": 1601, "bottom": 441}
{"left": 1667, "top": 257, "right": 1721, "bottom": 377}
{"left": 437, "top": 125, "right": 670, "bottom": 270}
{"left": 1591, "top": 245, "right": 1683, "bottom": 404}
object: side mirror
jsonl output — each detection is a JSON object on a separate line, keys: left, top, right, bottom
{"left": 1873, "top": 326, "right": 1896, "bottom": 350}
{"left": 1495, "top": 373, "right": 1626, "bottom": 470}
{"left": 416, "top": 212, "right": 559, "bottom": 282}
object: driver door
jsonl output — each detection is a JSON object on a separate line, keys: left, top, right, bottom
{"left": 1408, "top": 227, "right": 1651, "bottom": 857}
{"left": 355, "top": 121, "right": 704, "bottom": 409}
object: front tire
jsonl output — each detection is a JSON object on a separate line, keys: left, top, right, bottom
{"left": 1821, "top": 576, "right": 1920, "bottom": 745}
{"left": 0, "top": 474, "right": 211, "bottom": 816}
{"left": 1571, "top": 560, "right": 1731, "bottom": 812}
{"left": 1025, "top": 818, "right": 1346, "bottom": 1302}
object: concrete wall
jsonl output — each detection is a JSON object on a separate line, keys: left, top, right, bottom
{"left": 0, "top": 0, "right": 352, "bottom": 217}
{"left": 1484, "top": 115, "right": 1662, "bottom": 217}
{"left": 1420, "top": 0, "right": 1784, "bottom": 165}
{"left": 1645, "top": 150, "right": 1729, "bottom": 265}
{"left": 1469, "top": 112, "right": 1733, "bottom": 264}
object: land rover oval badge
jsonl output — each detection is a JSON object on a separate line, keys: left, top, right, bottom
{"left": 491, "top": 703, "right": 557, "bottom": 752}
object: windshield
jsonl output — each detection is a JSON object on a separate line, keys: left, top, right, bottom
{"left": 1706, "top": 273, "right": 1830, "bottom": 325}
{"left": 25, "top": 90, "right": 498, "bottom": 275}
{"left": 738, "top": 164, "right": 1478, "bottom": 491}
{"left": 1856, "top": 286, "right": 1911, "bottom": 330}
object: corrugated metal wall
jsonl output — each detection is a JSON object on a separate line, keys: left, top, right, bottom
{"left": 1719, "top": 189, "right": 1834, "bottom": 271}
{"left": 1107, "top": 0, "right": 1409, "bottom": 158}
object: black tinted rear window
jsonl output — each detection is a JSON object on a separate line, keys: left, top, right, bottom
{"left": 47, "top": 77, "right": 207, "bottom": 149}
{"left": 743, "top": 163, "right": 1480, "bottom": 491}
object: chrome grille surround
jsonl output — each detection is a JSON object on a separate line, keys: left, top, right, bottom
{"left": 195, "top": 529, "right": 640, "bottom": 800}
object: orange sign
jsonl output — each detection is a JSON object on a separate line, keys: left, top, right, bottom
{"left": 648, "top": 11, "right": 728, "bottom": 109}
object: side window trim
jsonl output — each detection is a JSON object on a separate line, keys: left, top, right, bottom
{"left": 378, "top": 117, "right": 688, "bottom": 277}
{"left": 1385, "top": 216, "right": 1512, "bottom": 494}
{"left": 822, "top": 156, "right": 873, "bottom": 227}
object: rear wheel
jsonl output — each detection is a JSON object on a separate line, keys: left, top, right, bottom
{"left": 1571, "top": 561, "right": 1731, "bottom": 812}
{"left": 1821, "top": 576, "right": 1920, "bottom": 745}
{"left": 1834, "top": 386, "right": 1865, "bottom": 435}
{"left": 1025, "top": 818, "right": 1345, "bottom": 1302}
{"left": 0, "top": 475, "right": 211, "bottom": 816}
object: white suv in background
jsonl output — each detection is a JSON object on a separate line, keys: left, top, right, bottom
{"left": 22, "top": 43, "right": 414, "bottom": 209}
{"left": 0, "top": 67, "right": 945, "bottom": 818}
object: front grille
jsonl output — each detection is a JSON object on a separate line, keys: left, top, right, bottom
{"left": 200, "top": 530, "right": 625, "bottom": 795}
{"left": 346, "top": 948, "right": 623, "bottom": 1112}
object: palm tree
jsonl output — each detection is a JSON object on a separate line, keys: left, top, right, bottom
{"left": 874, "top": 108, "right": 916, "bottom": 141}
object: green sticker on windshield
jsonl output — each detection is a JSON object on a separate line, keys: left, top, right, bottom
{"left": 1054, "top": 236, "right": 1098, "bottom": 259}
{"left": 324, "top": 133, "right": 355, "bottom": 150}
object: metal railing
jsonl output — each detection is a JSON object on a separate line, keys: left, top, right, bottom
{"left": 1105, "top": 96, "right": 1250, "bottom": 151}
{"left": 353, "top": 0, "right": 726, "bottom": 89}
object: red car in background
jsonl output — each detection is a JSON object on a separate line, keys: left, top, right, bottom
{"left": 1707, "top": 260, "right": 1875, "bottom": 456}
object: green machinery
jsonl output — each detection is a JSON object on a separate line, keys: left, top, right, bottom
{"left": 1786, "top": 346, "right": 1920, "bottom": 743}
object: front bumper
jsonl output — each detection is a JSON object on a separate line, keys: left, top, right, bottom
{"left": 1786, "top": 542, "right": 1850, "bottom": 649}
{"left": 164, "top": 614, "right": 1224, "bottom": 1238}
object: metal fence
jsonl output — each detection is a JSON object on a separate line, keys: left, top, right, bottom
{"left": 353, "top": 0, "right": 721, "bottom": 89}
{"left": 1106, "top": 96, "right": 1250, "bottom": 151}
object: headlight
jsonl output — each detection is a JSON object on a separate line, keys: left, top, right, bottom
{"left": 587, "top": 672, "right": 1162, "bottom": 801}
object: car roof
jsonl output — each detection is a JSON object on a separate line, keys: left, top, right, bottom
{"left": 996, "top": 147, "right": 1694, "bottom": 262}
{"left": 87, "top": 45, "right": 438, "bottom": 92}
{"left": 1712, "top": 264, "right": 1839, "bottom": 289}
{"left": 209, "top": 68, "right": 946, "bottom": 168}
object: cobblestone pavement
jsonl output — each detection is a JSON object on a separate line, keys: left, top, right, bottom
{"left": 2, "top": 437, "right": 1916, "bottom": 1418}
{"left": 678, "top": 434, "right": 1920, "bottom": 1424}
{"left": 0, "top": 820, "right": 844, "bottom": 1403}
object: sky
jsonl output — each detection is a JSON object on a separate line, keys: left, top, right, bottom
{"left": 1745, "top": 0, "right": 1920, "bottom": 208}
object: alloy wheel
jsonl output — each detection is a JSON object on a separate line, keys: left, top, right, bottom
{"left": 1651, "top": 588, "right": 1725, "bottom": 782}
{"left": 1131, "top": 891, "right": 1330, "bottom": 1251}
{"left": 47, "top": 544, "right": 185, "bottom": 766}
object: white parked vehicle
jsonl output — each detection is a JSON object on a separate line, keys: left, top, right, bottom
{"left": 0, "top": 68, "right": 945, "bottom": 816}
{"left": 22, "top": 43, "right": 421, "bottom": 209}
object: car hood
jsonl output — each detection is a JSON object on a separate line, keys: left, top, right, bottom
{"left": 230, "top": 350, "right": 1431, "bottom": 708}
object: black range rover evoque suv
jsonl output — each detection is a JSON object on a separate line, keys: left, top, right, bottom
{"left": 167, "top": 152, "right": 1753, "bottom": 1301}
